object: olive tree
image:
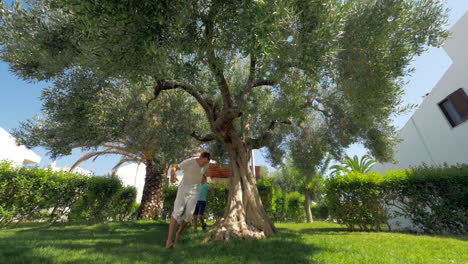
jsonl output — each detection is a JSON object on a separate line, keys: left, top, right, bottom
{"left": 1, "top": 0, "right": 448, "bottom": 240}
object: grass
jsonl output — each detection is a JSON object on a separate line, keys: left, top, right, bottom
{"left": 0, "top": 221, "right": 466, "bottom": 264}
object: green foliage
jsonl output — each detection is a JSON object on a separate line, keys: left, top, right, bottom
{"left": 257, "top": 178, "right": 274, "bottom": 216}
{"left": 330, "top": 155, "right": 377, "bottom": 176}
{"left": 271, "top": 188, "right": 288, "bottom": 222}
{"left": 0, "top": 161, "right": 136, "bottom": 226}
{"left": 271, "top": 159, "right": 302, "bottom": 193}
{"left": 12, "top": 68, "right": 204, "bottom": 168}
{"left": 68, "top": 176, "right": 137, "bottom": 223}
{"left": 311, "top": 203, "right": 329, "bottom": 220}
{"left": 0, "top": 0, "right": 450, "bottom": 166}
{"left": 383, "top": 166, "right": 468, "bottom": 233}
{"left": 286, "top": 192, "right": 305, "bottom": 223}
{"left": 0, "top": 160, "right": 88, "bottom": 226}
{"left": 205, "top": 184, "right": 229, "bottom": 220}
{"left": 161, "top": 184, "right": 178, "bottom": 220}
{"left": 325, "top": 165, "right": 468, "bottom": 233}
{"left": 111, "top": 186, "right": 138, "bottom": 221}
{"left": 161, "top": 180, "right": 312, "bottom": 222}
{"left": 325, "top": 171, "right": 387, "bottom": 231}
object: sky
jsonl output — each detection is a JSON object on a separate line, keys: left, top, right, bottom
{"left": 0, "top": 1, "right": 467, "bottom": 175}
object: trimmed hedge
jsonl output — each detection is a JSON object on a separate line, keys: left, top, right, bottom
{"left": 0, "top": 160, "right": 136, "bottom": 226}
{"left": 325, "top": 171, "right": 387, "bottom": 231}
{"left": 162, "top": 178, "right": 307, "bottom": 223}
{"left": 384, "top": 166, "right": 468, "bottom": 233}
{"left": 325, "top": 165, "right": 468, "bottom": 233}
{"left": 69, "top": 176, "right": 137, "bottom": 222}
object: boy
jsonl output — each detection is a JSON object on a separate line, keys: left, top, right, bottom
{"left": 193, "top": 183, "right": 215, "bottom": 231}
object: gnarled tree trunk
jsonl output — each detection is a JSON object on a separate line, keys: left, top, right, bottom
{"left": 137, "top": 159, "right": 165, "bottom": 219}
{"left": 207, "top": 131, "right": 276, "bottom": 241}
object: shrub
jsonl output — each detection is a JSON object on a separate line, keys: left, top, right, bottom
{"left": 383, "top": 166, "right": 468, "bottom": 233}
{"left": 324, "top": 165, "right": 468, "bottom": 233}
{"left": 162, "top": 184, "right": 178, "bottom": 220}
{"left": 112, "top": 186, "right": 138, "bottom": 221}
{"left": 0, "top": 160, "right": 136, "bottom": 226}
{"left": 257, "top": 178, "right": 274, "bottom": 217}
{"left": 311, "top": 203, "right": 329, "bottom": 220}
{"left": 205, "top": 184, "right": 229, "bottom": 220}
{"left": 69, "top": 176, "right": 136, "bottom": 222}
{"left": 286, "top": 191, "right": 305, "bottom": 223}
{"left": 0, "top": 160, "right": 89, "bottom": 226}
{"left": 325, "top": 172, "right": 387, "bottom": 231}
{"left": 271, "top": 188, "right": 287, "bottom": 222}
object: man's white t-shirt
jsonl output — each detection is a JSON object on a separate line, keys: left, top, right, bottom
{"left": 178, "top": 158, "right": 208, "bottom": 185}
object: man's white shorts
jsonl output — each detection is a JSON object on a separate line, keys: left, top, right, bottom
{"left": 171, "top": 183, "right": 199, "bottom": 223}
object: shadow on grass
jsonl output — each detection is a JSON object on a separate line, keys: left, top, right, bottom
{"left": 299, "top": 227, "right": 349, "bottom": 234}
{"left": 0, "top": 222, "right": 323, "bottom": 264}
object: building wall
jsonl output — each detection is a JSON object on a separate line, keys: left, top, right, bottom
{"left": 0, "top": 127, "right": 41, "bottom": 165}
{"left": 373, "top": 13, "right": 468, "bottom": 173}
{"left": 372, "top": 13, "right": 468, "bottom": 231}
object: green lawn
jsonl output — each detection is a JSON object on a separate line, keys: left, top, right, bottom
{"left": 0, "top": 221, "right": 466, "bottom": 264}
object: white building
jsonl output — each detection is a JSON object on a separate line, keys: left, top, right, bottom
{"left": 372, "top": 13, "right": 468, "bottom": 231}
{"left": 373, "top": 13, "right": 468, "bottom": 174}
{"left": 49, "top": 160, "right": 94, "bottom": 177}
{"left": 0, "top": 126, "right": 41, "bottom": 165}
{"left": 115, "top": 163, "right": 147, "bottom": 203}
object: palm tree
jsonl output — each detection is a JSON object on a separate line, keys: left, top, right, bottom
{"left": 68, "top": 90, "right": 203, "bottom": 220}
{"left": 331, "top": 155, "right": 376, "bottom": 176}
{"left": 14, "top": 70, "right": 204, "bottom": 220}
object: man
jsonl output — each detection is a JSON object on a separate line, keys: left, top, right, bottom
{"left": 193, "top": 183, "right": 215, "bottom": 232}
{"left": 165, "top": 152, "right": 210, "bottom": 249}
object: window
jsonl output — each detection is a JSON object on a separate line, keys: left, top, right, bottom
{"left": 438, "top": 88, "right": 468, "bottom": 127}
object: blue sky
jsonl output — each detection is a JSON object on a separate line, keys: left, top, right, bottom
{"left": 1, "top": 1, "right": 467, "bottom": 175}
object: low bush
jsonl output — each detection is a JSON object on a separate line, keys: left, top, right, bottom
{"left": 324, "top": 165, "right": 468, "bottom": 233}
{"left": 0, "top": 160, "right": 136, "bottom": 226}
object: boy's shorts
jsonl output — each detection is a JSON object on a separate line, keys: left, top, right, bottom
{"left": 193, "top": 200, "right": 207, "bottom": 216}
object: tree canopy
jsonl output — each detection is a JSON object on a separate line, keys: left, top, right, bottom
{"left": 0, "top": 0, "right": 448, "bottom": 162}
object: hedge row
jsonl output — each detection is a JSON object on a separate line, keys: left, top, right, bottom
{"left": 325, "top": 165, "right": 468, "bottom": 233}
{"left": 0, "top": 161, "right": 137, "bottom": 226}
{"left": 162, "top": 179, "right": 323, "bottom": 223}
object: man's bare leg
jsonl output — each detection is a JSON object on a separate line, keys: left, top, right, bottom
{"left": 193, "top": 215, "right": 198, "bottom": 232}
{"left": 166, "top": 217, "right": 178, "bottom": 248}
{"left": 175, "top": 220, "right": 189, "bottom": 243}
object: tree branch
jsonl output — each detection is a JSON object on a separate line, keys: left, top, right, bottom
{"left": 248, "top": 120, "right": 292, "bottom": 149}
{"left": 240, "top": 49, "right": 278, "bottom": 108}
{"left": 190, "top": 131, "right": 216, "bottom": 142}
{"left": 146, "top": 80, "right": 215, "bottom": 122}
{"left": 251, "top": 79, "right": 275, "bottom": 87}
{"left": 203, "top": 8, "right": 233, "bottom": 108}
{"left": 214, "top": 107, "right": 243, "bottom": 130}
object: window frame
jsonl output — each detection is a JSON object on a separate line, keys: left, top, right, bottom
{"left": 438, "top": 88, "right": 468, "bottom": 128}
